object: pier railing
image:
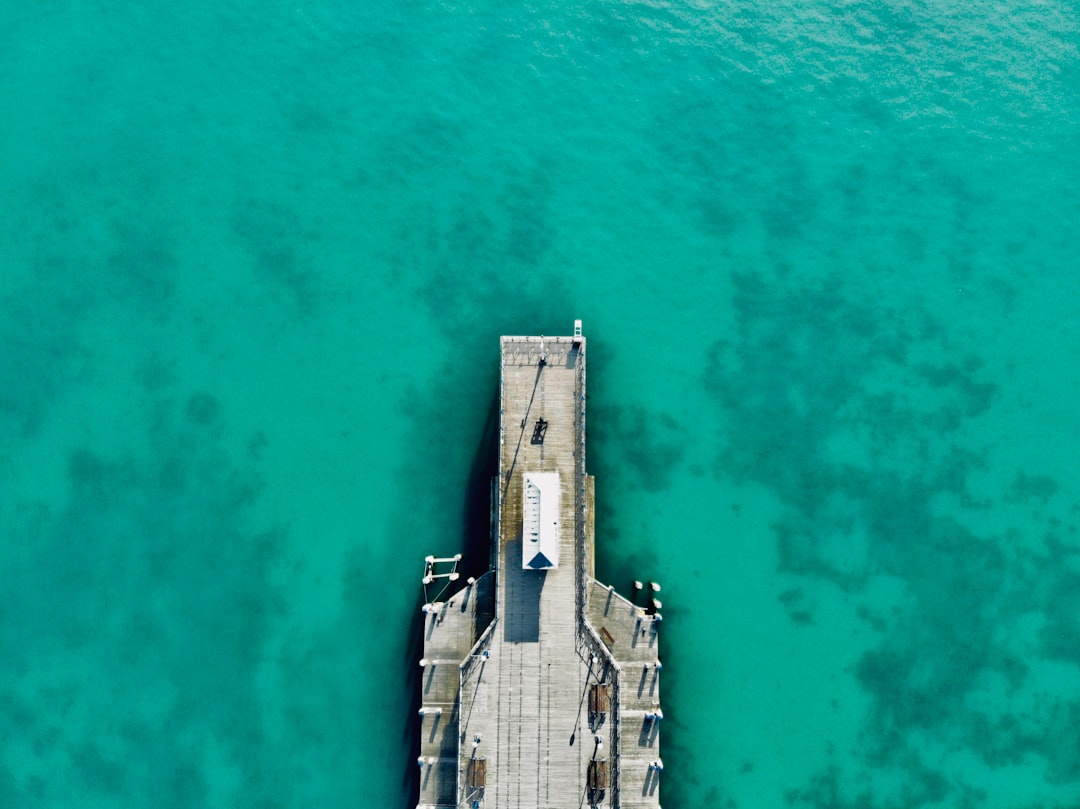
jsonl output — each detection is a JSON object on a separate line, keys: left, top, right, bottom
{"left": 459, "top": 617, "right": 499, "bottom": 682}
{"left": 576, "top": 337, "right": 588, "bottom": 623}
{"left": 457, "top": 616, "right": 499, "bottom": 808}
{"left": 496, "top": 345, "right": 506, "bottom": 611}
{"left": 580, "top": 619, "right": 622, "bottom": 807}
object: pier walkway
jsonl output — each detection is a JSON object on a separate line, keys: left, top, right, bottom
{"left": 416, "top": 325, "right": 663, "bottom": 809}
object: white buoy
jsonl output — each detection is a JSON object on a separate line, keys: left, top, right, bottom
{"left": 633, "top": 580, "right": 643, "bottom": 591}
{"left": 654, "top": 661, "right": 663, "bottom": 671}
{"left": 467, "top": 576, "right": 476, "bottom": 586}
{"left": 652, "top": 598, "right": 663, "bottom": 610}
{"left": 417, "top": 756, "right": 424, "bottom": 767}
{"left": 419, "top": 658, "right": 430, "bottom": 667}
{"left": 650, "top": 581, "right": 661, "bottom": 592}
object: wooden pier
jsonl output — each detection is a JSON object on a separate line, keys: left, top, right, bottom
{"left": 416, "top": 323, "right": 663, "bottom": 809}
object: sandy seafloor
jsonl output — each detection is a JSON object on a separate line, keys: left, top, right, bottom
{"left": 2, "top": 1, "right": 1080, "bottom": 807}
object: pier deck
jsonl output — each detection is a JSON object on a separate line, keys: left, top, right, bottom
{"left": 416, "top": 327, "right": 662, "bottom": 809}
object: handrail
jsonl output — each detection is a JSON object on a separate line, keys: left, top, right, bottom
{"left": 457, "top": 615, "right": 498, "bottom": 808}
{"left": 580, "top": 616, "right": 622, "bottom": 807}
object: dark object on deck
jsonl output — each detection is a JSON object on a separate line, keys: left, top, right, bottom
{"left": 588, "top": 758, "right": 609, "bottom": 789}
{"left": 589, "top": 683, "right": 611, "bottom": 716}
{"left": 468, "top": 757, "right": 487, "bottom": 788}
{"left": 531, "top": 417, "right": 548, "bottom": 444}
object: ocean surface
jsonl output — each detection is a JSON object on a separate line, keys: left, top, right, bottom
{"left": 3, "top": 1, "right": 1080, "bottom": 807}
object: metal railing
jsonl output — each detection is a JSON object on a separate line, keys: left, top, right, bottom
{"left": 576, "top": 336, "right": 589, "bottom": 624}
{"left": 580, "top": 618, "right": 622, "bottom": 807}
{"left": 456, "top": 615, "right": 498, "bottom": 808}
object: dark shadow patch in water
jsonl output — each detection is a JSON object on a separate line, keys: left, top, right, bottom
{"left": 230, "top": 197, "right": 323, "bottom": 315}
{"left": 784, "top": 758, "right": 951, "bottom": 809}
{"left": 0, "top": 766, "right": 25, "bottom": 806}
{"left": 589, "top": 496, "right": 668, "bottom": 596}
{"left": 390, "top": 149, "right": 573, "bottom": 344}
{"left": 460, "top": 391, "right": 501, "bottom": 581}
{"left": 184, "top": 390, "right": 221, "bottom": 426}
{"left": 1038, "top": 568, "right": 1080, "bottom": 665}
{"left": 650, "top": 81, "right": 818, "bottom": 243}
{"left": 69, "top": 742, "right": 125, "bottom": 796}
{"left": 0, "top": 155, "right": 188, "bottom": 441}
{"left": 0, "top": 270, "right": 87, "bottom": 438}
{"left": 499, "top": 160, "right": 555, "bottom": 266}
{"left": 105, "top": 216, "right": 177, "bottom": 307}
{"left": 1007, "top": 470, "right": 1059, "bottom": 503}
{"left": 0, "top": 390, "right": 287, "bottom": 806}
{"left": 700, "top": 265, "right": 1080, "bottom": 800}
{"left": 376, "top": 110, "right": 468, "bottom": 188}
{"left": 589, "top": 402, "right": 687, "bottom": 494}
{"left": 398, "top": 592, "right": 426, "bottom": 808}
{"left": 1036, "top": 700, "right": 1080, "bottom": 785}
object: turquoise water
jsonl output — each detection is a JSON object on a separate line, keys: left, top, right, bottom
{"left": 3, "top": 1, "right": 1079, "bottom": 806}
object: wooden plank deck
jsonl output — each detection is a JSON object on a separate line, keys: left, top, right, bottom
{"left": 583, "top": 580, "right": 664, "bottom": 807}
{"left": 416, "top": 329, "right": 662, "bottom": 809}
{"left": 416, "top": 573, "right": 495, "bottom": 809}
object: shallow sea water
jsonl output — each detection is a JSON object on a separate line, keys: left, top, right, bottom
{"left": 2, "top": 1, "right": 1080, "bottom": 807}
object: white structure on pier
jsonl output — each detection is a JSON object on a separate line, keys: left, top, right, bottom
{"left": 522, "top": 472, "right": 560, "bottom": 569}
